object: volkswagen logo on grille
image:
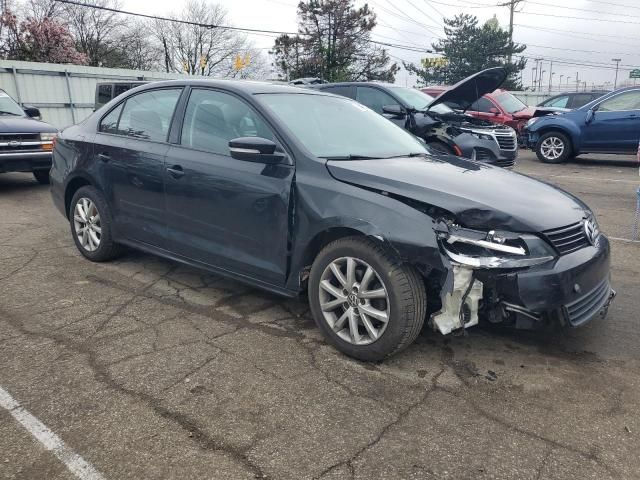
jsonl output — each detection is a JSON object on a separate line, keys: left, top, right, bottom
{"left": 584, "top": 219, "right": 599, "bottom": 246}
{"left": 8, "top": 140, "right": 21, "bottom": 147}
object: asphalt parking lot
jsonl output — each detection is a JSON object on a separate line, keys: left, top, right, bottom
{"left": 1, "top": 150, "right": 639, "bottom": 480}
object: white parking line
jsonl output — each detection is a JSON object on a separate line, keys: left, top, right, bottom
{"left": 0, "top": 386, "right": 105, "bottom": 480}
{"left": 546, "top": 174, "right": 639, "bottom": 185}
{"left": 609, "top": 236, "right": 640, "bottom": 244}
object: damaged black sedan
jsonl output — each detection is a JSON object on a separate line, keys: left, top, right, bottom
{"left": 50, "top": 80, "right": 614, "bottom": 361}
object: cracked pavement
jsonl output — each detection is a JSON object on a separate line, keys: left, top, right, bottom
{"left": 0, "top": 151, "right": 639, "bottom": 479}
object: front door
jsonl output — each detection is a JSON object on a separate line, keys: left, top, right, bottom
{"left": 164, "top": 88, "right": 294, "bottom": 286}
{"left": 355, "top": 86, "right": 407, "bottom": 128}
{"left": 94, "top": 88, "right": 183, "bottom": 247}
{"left": 582, "top": 89, "right": 640, "bottom": 152}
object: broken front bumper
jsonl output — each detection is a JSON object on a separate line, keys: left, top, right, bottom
{"left": 432, "top": 234, "right": 613, "bottom": 333}
{"left": 478, "top": 234, "right": 613, "bottom": 327}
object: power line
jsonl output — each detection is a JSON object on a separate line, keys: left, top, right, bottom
{"left": 402, "top": 0, "right": 445, "bottom": 30}
{"left": 520, "top": 10, "right": 640, "bottom": 26}
{"left": 584, "top": 0, "right": 640, "bottom": 10}
{"left": 52, "top": 0, "right": 434, "bottom": 54}
{"left": 525, "top": 0, "right": 640, "bottom": 19}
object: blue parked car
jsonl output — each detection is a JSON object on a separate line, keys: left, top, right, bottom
{"left": 525, "top": 87, "right": 640, "bottom": 163}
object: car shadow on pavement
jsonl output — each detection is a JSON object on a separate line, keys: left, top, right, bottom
{"left": 0, "top": 173, "right": 46, "bottom": 193}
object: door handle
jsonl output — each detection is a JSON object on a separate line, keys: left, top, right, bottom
{"left": 98, "top": 152, "right": 111, "bottom": 162}
{"left": 166, "top": 165, "right": 185, "bottom": 178}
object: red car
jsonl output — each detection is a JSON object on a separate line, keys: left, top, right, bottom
{"left": 422, "top": 86, "right": 558, "bottom": 137}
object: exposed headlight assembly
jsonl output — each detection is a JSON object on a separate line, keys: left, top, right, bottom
{"left": 461, "top": 129, "right": 493, "bottom": 141}
{"left": 40, "top": 132, "right": 56, "bottom": 141}
{"left": 439, "top": 227, "right": 556, "bottom": 268}
{"left": 525, "top": 117, "right": 539, "bottom": 128}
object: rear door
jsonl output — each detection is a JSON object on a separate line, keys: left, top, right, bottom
{"left": 93, "top": 87, "right": 183, "bottom": 248}
{"left": 582, "top": 90, "right": 640, "bottom": 152}
{"left": 163, "top": 88, "right": 294, "bottom": 285}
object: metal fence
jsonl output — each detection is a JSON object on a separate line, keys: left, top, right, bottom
{"left": 0, "top": 60, "right": 189, "bottom": 129}
{"left": 1, "top": 59, "right": 559, "bottom": 129}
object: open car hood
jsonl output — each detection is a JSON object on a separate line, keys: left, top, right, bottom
{"left": 326, "top": 155, "right": 588, "bottom": 232}
{"left": 428, "top": 67, "right": 507, "bottom": 112}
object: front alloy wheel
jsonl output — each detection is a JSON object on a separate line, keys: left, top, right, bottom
{"left": 536, "top": 131, "right": 571, "bottom": 163}
{"left": 73, "top": 198, "right": 102, "bottom": 252}
{"left": 308, "top": 237, "right": 427, "bottom": 361}
{"left": 319, "top": 257, "right": 390, "bottom": 345}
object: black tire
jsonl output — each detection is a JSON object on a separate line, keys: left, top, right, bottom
{"left": 69, "top": 186, "right": 122, "bottom": 262}
{"left": 535, "top": 131, "right": 572, "bottom": 164}
{"left": 308, "top": 237, "right": 427, "bottom": 361}
{"left": 426, "top": 140, "right": 454, "bottom": 155}
{"left": 33, "top": 169, "right": 50, "bottom": 184}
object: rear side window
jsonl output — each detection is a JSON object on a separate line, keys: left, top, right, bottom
{"left": 97, "top": 84, "right": 112, "bottom": 106}
{"left": 598, "top": 90, "right": 640, "bottom": 111}
{"left": 356, "top": 87, "right": 398, "bottom": 114}
{"left": 180, "top": 89, "right": 274, "bottom": 156}
{"left": 99, "top": 103, "right": 123, "bottom": 134}
{"left": 544, "top": 96, "right": 569, "bottom": 108}
{"left": 116, "top": 89, "right": 182, "bottom": 142}
{"left": 470, "top": 97, "right": 496, "bottom": 113}
{"left": 322, "top": 85, "right": 354, "bottom": 99}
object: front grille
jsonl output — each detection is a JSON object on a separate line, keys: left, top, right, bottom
{"left": 543, "top": 221, "right": 590, "bottom": 255}
{"left": 0, "top": 133, "right": 40, "bottom": 142}
{"left": 473, "top": 148, "right": 494, "bottom": 161}
{"left": 494, "top": 157, "right": 515, "bottom": 168}
{"left": 494, "top": 132, "right": 517, "bottom": 151}
{"left": 564, "top": 278, "right": 611, "bottom": 326}
{"left": 0, "top": 133, "right": 44, "bottom": 154}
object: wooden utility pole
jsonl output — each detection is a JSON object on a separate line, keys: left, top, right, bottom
{"left": 500, "top": 0, "right": 524, "bottom": 64}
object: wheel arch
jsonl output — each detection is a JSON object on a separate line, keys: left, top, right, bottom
{"left": 535, "top": 126, "right": 578, "bottom": 154}
{"left": 64, "top": 174, "right": 94, "bottom": 219}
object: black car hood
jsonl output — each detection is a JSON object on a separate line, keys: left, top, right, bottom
{"left": 326, "top": 155, "right": 587, "bottom": 232}
{"left": 428, "top": 67, "right": 507, "bottom": 112}
{"left": 0, "top": 116, "right": 57, "bottom": 133}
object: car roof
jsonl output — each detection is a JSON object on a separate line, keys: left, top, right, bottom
{"left": 311, "top": 81, "right": 395, "bottom": 89}
{"left": 130, "top": 79, "right": 325, "bottom": 95}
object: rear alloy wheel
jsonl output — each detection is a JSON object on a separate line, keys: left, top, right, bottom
{"left": 536, "top": 132, "right": 571, "bottom": 163}
{"left": 69, "top": 186, "right": 122, "bottom": 262}
{"left": 33, "top": 170, "right": 50, "bottom": 184}
{"left": 308, "top": 237, "right": 427, "bottom": 361}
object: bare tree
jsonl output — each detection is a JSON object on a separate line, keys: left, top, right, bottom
{"left": 19, "top": 0, "right": 62, "bottom": 21}
{"left": 154, "top": 0, "right": 266, "bottom": 78}
{"left": 62, "top": 0, "right": 122, "bottom": 66}
{"left": 114, "top": 20, "right": 163, "bottom": 71}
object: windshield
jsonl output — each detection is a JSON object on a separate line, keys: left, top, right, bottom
{"left": 495, "top": 92, "right": 527, "bottom": 114}
{"left": 258, "top": 93, "right": 428, "bottom": 159}
{"left": 388, "top": 86, "right": 454, "bottom": 115}
{"left": 0, "top": 91, "right": 26, "bottom": 116}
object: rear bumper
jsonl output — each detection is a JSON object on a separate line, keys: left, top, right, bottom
{"left": 0, "top": 151, "right": 52, "bottom": 173}
{"left": 478, "top": 235, "right": 612, "bottom": 327}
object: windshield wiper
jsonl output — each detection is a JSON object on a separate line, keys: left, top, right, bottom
{"left": 321, "top": 154, "right": 381, "bottom": 160}
{"left": 0, "top": 110, "right": 22, "bottom": 116}
{"left": 385, "top": 152, "right": 429, "bottom": 159}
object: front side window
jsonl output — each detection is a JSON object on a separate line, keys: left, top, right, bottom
{"left": 0, "top": 90, "right": 26, "bottom": 117}
{"left": 598, "top": 90, "right": 640, "bottom": 111}
{"left": 470, "top": 97, "right": 496, "bottom": 113}
{"left": 387, "top": 86, "right": 454, "bottom": 115}
{"left": 259, "top": 93, "right": 427, "bottom": 159}
{"left": 116, "top": 88, "right": 182, "bottom": 142}
{"left": 181, "top": 89, "right": 274, "bottom": 155}
{"left": 494, "top": 92, "right": 527, "bottom": 114}
{"left": 356, "top": 87, "right": 399, "bottom": 114}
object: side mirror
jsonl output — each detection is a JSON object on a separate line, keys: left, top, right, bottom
{"left": 23, "top": 105, "right": 41, "bottom": 120}
{"left": 585, "top": 108, "right": 596, "bottom": 124}
{"left": 229, "top": 137, "right": 286, "bottom": 164}
{"left": 489, "top": 107, "right": 500, "bottom": 115}
{"left": 382, "top": 104, "right": 406, "bottom": 118}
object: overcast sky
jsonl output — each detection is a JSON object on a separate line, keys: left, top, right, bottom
{"left": 124, "top": 0, "right": 640, "bottom": 90}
